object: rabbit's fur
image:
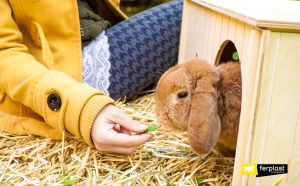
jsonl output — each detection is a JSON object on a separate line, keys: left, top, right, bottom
{"left": 155, "top": 59, "right": 241, "bottom": 157}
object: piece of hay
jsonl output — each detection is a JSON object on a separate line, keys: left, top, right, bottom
{"left": 0, "top": 92, "right": 234, "bottom": 185}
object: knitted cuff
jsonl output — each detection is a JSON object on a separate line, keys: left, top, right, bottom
{"left": 79, "top": 94, "right": 115, "bottom": 147}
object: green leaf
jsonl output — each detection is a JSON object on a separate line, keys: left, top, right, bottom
{"left": 192, "top": 177, "right": 205, "bottom": 185}
{"left": 232, "top": 51, "right": 239, "bottom": 60}
{"left": 63, "top": 178, "right": 78, "bottom": 186}
{"left": 146, "top": 125, "right": 161, "bottom": 133}
{"left": 167, "top": 181, "right": 174, "bottom": 186}
{"left": 192, "top": 177, "right": 205, "bottom": 184}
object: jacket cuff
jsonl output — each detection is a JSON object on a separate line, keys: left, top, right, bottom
{"left": 80, "top": 94, "right": 115, "bottom": 146}
{"left": 32, "top": 70, "right": 115, "bottom": 147}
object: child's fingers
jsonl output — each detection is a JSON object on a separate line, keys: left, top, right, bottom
{"left": 104, "top": 132, "right": 153, "bottom": 148}
{"left": 112, "top": 111, "right": 148, "bottom": 133}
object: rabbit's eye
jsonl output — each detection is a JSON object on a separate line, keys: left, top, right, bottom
{"left": 177, "top": 91, "right": 188, "bottom": 99}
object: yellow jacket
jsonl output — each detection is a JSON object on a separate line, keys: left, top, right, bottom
{"left": 0, "top": 0, "right": 127, "bottom": 146}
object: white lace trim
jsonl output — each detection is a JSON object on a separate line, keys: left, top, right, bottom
{"left": 82, "top": 31, "right": 111, "bottom": 96}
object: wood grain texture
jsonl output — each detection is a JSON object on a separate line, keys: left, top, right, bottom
{"left": 250, "top": 33, "right": 300, "bottom": 186}
{"left": 191, "top": 0, "right": 300, "bottom": 31}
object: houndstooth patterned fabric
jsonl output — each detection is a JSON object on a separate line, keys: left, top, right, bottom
{"left": 82, "top": 0, "right": 183, "bottom": 100}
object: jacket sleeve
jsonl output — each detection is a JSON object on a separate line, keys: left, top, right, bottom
{"left": 0, "top": 1, "right": 114, "bottom": 146}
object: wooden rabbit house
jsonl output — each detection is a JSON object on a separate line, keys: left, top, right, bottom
{"left": 178, "top": 0, "right": 300, "bottom": 185}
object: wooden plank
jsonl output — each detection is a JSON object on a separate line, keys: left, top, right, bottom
{"left": 288, "top": 100, "right": 300, "bottom": 186}
{"left": 232, "top": 29, "right": 262, "bottom": 186}
{"left": 190, "top": 0, "right": 300, "bottom": 31}
{"left": 288, "top": 161, "right": 300, "bottom": 186}
{"left": 211, "top": 12, "right": 223, "bottom": 65}
{"left": 234, "top": 21, "right": 245, "bottom": 61}
{"left": 190, "top": 2, "right": 205, "bottom": 61}
{"left": 240, "top": 25, "right": 252, "bottom": 70}
{"left": 213, "top": 14, "right": 230, "bottom": 65}
{"left": 179, "top": 1, "right": 220, "bottom": 63}
{"left": 287, "top": 102, "right": 300, "bottom": 185}
{"left": 220, "top": 15, "right": 229, "bottom": 42}
{"left": 287, "top": 105, "right": 300, "bottom": 185}
{"left": 256, "top": 33, "right": 300, "bottom": 186}
{"left": 178, "top": 0, "right": 190, "bottom": 63}
{"left": 290, "top": 106, "right": 300, "bottom": 161}
{"left": 227, "top": 17, "right": 237, "bottom": 41}
{"left": 205, "top": 10, "right": 216, "bottom": 63}
{"left": 199, "top": 7, "right": 210, "bottom": 60}
{"left": 247, "top": 31, "right": 275, "bottom": 186}
{"left": 179, "top": 0, "right": 205, "bottom": 63}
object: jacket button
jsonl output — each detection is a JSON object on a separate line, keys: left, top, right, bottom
{"left": 47, "top": 93, "right": 62, "bottom": 111}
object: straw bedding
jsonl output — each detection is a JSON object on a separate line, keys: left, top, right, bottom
{"left": 0, "top": 92, "right": 234, "bottom": 185}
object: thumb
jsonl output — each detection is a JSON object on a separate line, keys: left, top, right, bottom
{"left": 113, "top": 112, "right": 148, "bottom": 133}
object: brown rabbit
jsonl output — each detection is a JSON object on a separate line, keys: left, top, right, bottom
{"left": 155, "top": 59, "right": 241, "bottom": 157}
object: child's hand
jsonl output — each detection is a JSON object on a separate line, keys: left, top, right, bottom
{"left": 91, "top": 104, "right": 153, "bottom": 154}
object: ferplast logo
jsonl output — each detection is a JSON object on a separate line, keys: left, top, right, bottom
{"left": 242, "top": 164, "right": 288, "bottom": 177}
{"left": 242, "top": 164, "right": 258, "bottom": 175}
{"left": 257, "top": 164, "right": 288, "bottom": 177}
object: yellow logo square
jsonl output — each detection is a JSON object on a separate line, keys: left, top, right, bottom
{"left": 242, "top": 163, "right": 258, "bottom": 175}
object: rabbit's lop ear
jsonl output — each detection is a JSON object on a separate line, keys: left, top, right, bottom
{"left": 186, "top": 60, "right": 221, "bottom": 155}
